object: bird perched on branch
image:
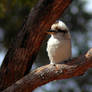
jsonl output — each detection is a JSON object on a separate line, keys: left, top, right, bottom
{"left": 47, "top": 20, "right": 71, "bottom": 64}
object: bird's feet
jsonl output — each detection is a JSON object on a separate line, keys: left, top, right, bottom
{"left": 50, "top": 62, "right": 56, "bottom": 66}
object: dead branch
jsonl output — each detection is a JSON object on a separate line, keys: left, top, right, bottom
{"left": 0, "top": 0, "right": 72, "bottom": 91}
{"left": 2, "top": 49, "right": 92, "bottom": 92}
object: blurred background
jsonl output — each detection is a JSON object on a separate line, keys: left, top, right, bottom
{"left": 0, "top": 0, "right": 92, "bottom": 92}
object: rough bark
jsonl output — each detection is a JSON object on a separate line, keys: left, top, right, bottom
{"left": 0, "top": 0, "right": 72, "bottom": 91}
{"left": 2, "top": 49, "right": 92, "bottom": 92}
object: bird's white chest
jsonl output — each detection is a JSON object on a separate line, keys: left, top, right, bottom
{"left": 47, "top": 36, "right": 71, "bottom": 64}
{"left": 47, "top": 37, "right": 61, "bottom": 52}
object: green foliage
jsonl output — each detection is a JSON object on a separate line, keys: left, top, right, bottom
{"left": 0, "top": 0, "right": 38, "bottom": 48}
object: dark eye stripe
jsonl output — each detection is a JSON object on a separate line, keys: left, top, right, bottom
{"left": 58, "top": 29, "right": 67, "bottom": 33}
{"left": 48, "top": 29, "right": 67, "bottom": 33}
{"left": 48, "top": 30, "right": 57, "bottom": 32}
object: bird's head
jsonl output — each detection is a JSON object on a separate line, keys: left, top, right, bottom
{"left": 47, "top": 20, "right": 69, "bottom": 35}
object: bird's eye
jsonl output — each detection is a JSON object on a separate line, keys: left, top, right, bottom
{"left": 58, "top": 29, "right": 62, "bottom": 32}
{"left": 58, "top": 29, "right": 67, "bottom": 33}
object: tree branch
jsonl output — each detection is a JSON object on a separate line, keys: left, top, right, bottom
{"left": 2, "top": 49, "right": 92, "bottom": 92}
{"left": 0, "top": 0, "right": 72, "bottom": 91}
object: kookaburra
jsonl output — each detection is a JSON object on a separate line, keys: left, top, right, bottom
{"left": 47, "top": 20, "right": 71, "bottom": 64}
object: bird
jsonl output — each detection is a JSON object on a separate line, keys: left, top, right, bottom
{"left": 46, "top": 20, "right": 71, "bottom": 64}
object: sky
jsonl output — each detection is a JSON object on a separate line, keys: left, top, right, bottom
{"left": 0, "top": 51, "right": 6, "bottom": 66}
{"left": 83, "top": 0, "right": 92, "bottom": 13}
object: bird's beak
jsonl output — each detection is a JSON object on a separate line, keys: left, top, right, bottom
{"left": 47, "top": 30, "right": 56, "bottom": 34}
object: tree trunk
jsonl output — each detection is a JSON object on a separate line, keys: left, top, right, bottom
{"left": 0, "top": 0, "right": 72, "bottom": 91}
